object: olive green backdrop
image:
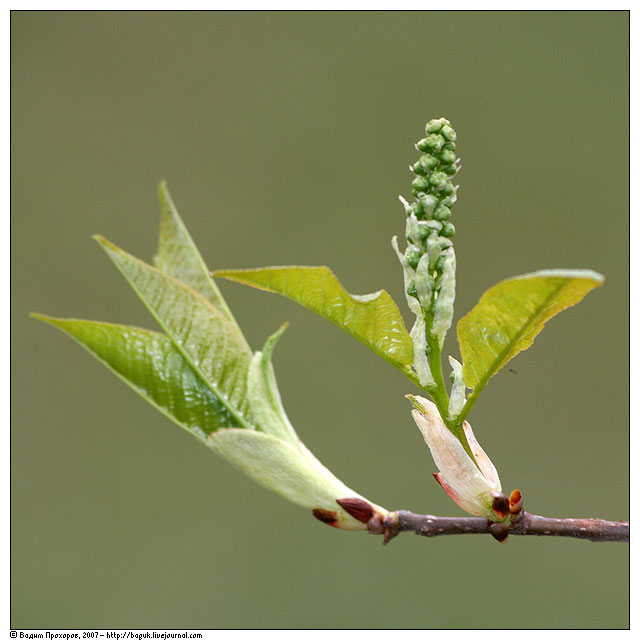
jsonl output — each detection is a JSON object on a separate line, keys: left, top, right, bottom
{"left": 12, "top": 11, "right": 628, "bottom": 629}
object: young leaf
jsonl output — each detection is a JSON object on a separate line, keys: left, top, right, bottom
{"left": 95, "top": 236, "right": 256, "bottom": 430}
{"left": 213, "top": 266, "right": 416, "bottom": 380}
{"left": 31, "top": 315, "right": 243, "bottom": 439}
{"left": 207, "top": 428, "right": 377, "bottom": 529}
{"left": 246, "top": 324, "right": 299, "bottom": 445}
{"left": 154, "top": 181, "right": 244, "bottom": 337}
{"left": 457, "top": 269, "right": 604, "bottom": 395}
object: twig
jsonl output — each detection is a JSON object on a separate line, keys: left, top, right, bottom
{"left": 369, "top": 510, "right": 629, "bottom": 544}
{"left": 335, "top": 494, "right": 628, "bottom": 543}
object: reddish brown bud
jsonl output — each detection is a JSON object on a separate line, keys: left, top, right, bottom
{"left": 336, "top": 497, "right": 374, "bottom": 524}
{"left": 487, "top": 521, "right": 509, "bottom": 543}
{"left": 383, "top": 527, "right": 399, "bottom": 545}
{"left": 509, "top": 489, "right": 523, "bottom": 514}
{"left": 312, "top": 508, "right": 339, "bottom": 527}
{"left": 490, "top": 490, "right": 510, "bottom": 520}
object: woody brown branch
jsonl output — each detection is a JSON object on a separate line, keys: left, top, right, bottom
{"left": 374, "top": 510, "right": 629, "bottom": 543}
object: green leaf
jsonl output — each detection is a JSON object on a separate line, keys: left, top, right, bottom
{"left": 207, "top": 428, "right": 370, "bottom": 529}
{"left": 213, "top": 266, "right": 416, "bottom": 379}
{"left": 247, "top": 324, "right": 298, "bottom": 445}
{"left": 31, "top": 315, "right": 243, "bottom": 439}
{"left": 457, "top": 269, "right": 604, "bottom": 393}
{"left": 154, "top": 181, "right": 244, "bottom": 336}
{"left": 95, "top": 235, "right": 256, "bottom": 430}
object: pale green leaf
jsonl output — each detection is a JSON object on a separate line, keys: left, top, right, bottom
{"left": 32, "top": 315, "right": 243, "bottom": 439}
{"left": 458, "top": 269, "right": 604, "bottom": 392}
{"left": 207, "top": 429, "right": 370, "bottom": 529}
{"left": 95, "top": 236, "right": 256, "bottom": 429}
{"left": 213, "top": 266, "right": 416, "bottom": 379}
{"left": 247, "top": 324, "right": 298, "bottom": 445}
{"left": 154, "top": 181, "right": 243, "bottom": 335}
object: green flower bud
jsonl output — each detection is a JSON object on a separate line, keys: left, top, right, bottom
{"left": 443, "top": 165, "right": 458, "bottom": 176}
{"left": 407, "top": 282, "right": 418, "bottom": 298}
{"left": 405, "top": 248, "right": 421, "bottom": 270}
{"left": 419, "top": 194, "right": 438, "bottom": 218}
{"left": 412, "top": 161, "right": 428, "bottom": 176}
{"left": 417, "top": 223, "right": 430, "bottom": 241}
{"left": 407, "top": 202, "right": 422, "bottom": 219}
{"left": 416, "top": 138, "right": 430, "bottom": 152}
{"left": 426, "top": 118, "right": 447, "bottom": 134}
{"left": 419, "top": 154, "right": 438, "bottom": 170}
{"left": 423, "top": 134, "right": 445, "bottom": 153}
{"left": 440, "top": 149, "right": 457, "bottom": 165}
{"left": 443, "top": 141, "right": 456, "bottom": 151}
{"left": 433, "top": 205, "right": 451, "bottom": 221}
{"left": 450, "top": 371, "right": 456, "bottom": 383}
{"left": 441, "top": 125, "right": 456, "bottom": 141}
{"left": 440, "top": 182, "right": 455, "bottom": 197}
{"left": 440, "top": 221, "right": 456, "bottom": 237}
{"left": 412, "top": 176, "right": 430, "bottom": 193}
{"left": 429, "top": 171, "right": 448, "bottom": 188}
{"left": 434, "top": 254, "right": 446, "bottom": 273}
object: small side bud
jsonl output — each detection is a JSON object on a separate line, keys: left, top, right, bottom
{"left": 487, "top": 521, "right": 509, "bottom": 543}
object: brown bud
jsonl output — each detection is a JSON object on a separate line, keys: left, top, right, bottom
{"left": 312, "top": 508, "right": 338, "bottom": 527}
{"left": 383, "top": 527, "right": 399, "bottom": 545}
{"left": 487, "top": 521, "right": 509, "bottom": 543}
{"left": 336, "top": 497, "right": 374, "bottom": 524}
{"left": 490, "top": 490, "right": 510, "bottom": 520}
{"left": 509, "top": 489, "right": 523, "bottom": 514}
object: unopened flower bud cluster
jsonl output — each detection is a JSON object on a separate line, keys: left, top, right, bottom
{"left": 403, "top": 117, "right": 460, "bottom": 309}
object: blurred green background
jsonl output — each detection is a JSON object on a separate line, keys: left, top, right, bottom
{"left": 12, "top": 11, "right": 628, "bottom": 629}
